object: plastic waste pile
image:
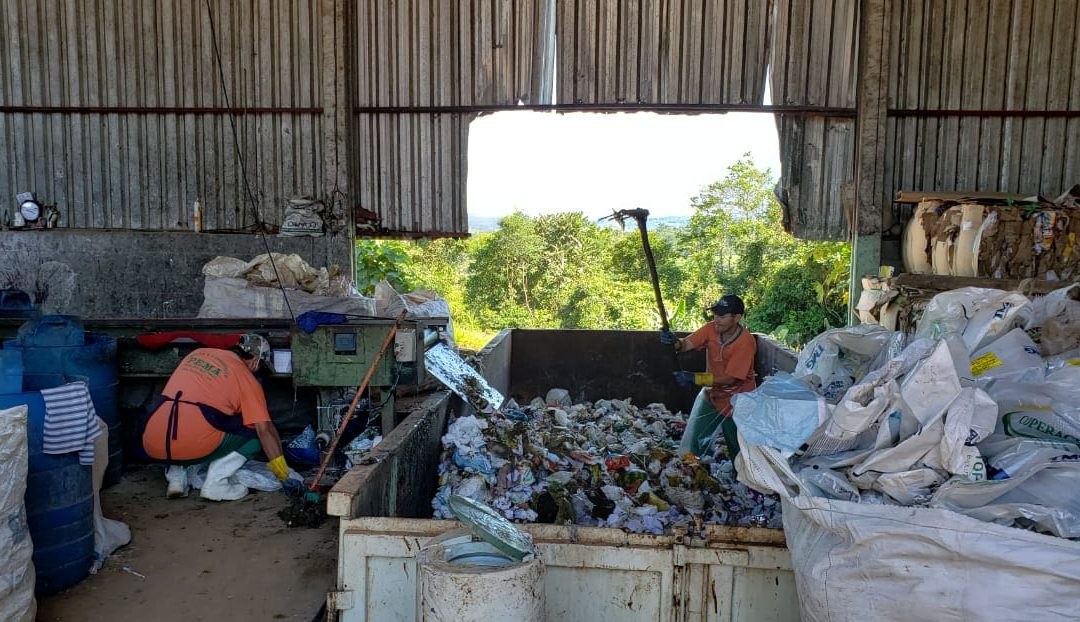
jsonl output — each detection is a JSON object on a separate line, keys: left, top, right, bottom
{"left": 739, "top": 283, "right": 1080, "bottom": 539}
{"left": 431, "top": 389, "right": 782, "bottom": 534}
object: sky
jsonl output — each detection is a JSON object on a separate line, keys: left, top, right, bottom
{"left": 467, "top": 111, "right": 782, "bottom": 220}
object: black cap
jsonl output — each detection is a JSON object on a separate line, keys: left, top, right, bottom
{"left": 709, "top": 294, "right": 745, "bottom": 316}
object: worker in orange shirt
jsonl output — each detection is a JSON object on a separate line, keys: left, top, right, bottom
{"left": 140, "top": 334, "right": 301, "bottom": 500}
{"left": 660, "top": 295, "right": 757, "bottom": 460}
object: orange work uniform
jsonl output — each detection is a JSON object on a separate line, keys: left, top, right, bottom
{"left": 683, "top": 323, "right": 757, "bottom": 415}
{"left": 142, "top": 348, "right": 271, "bottom": 462}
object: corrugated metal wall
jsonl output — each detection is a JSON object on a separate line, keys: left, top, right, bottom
{"left": 353, "top": 0, "right": 554, "bottom": 234}
{"left": 0, "top": 0, "right": 323, "bottom": 231}
{"left": 774, "top": 0, "right": 1080, "bottom": 241}
{"left": 555, "top": 0, "right": 769, "bottom": 105}
{"left": 770, "top": 0, "right": 858, "bottom": 241}
{"left": 885, "top": 0, "right": 1080, "bottom": 211}
{"left": 4, "top": 1, "right": 1078, "bottom": 242}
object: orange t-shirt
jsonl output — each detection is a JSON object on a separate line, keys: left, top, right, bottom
{"left": 684, "top": 323, "right": 757, "bottom": 414}
{"left": 142, "top": 348, "right": 271, "bottom": 461}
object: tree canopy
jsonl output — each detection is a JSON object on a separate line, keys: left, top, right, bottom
{"left": 355, "top": 155, "right": 850, "bottom": 350}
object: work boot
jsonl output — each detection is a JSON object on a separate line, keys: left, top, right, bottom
{"left": 199, "top": 451, "right": 249, "bottom": 501}
{"left": 165, "top": 465, "right": 189, "bottom": 498}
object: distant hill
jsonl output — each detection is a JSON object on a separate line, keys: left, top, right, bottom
{"left": 468, "top": 216, "right": 503, "bottom": 233}
{"left": 596, "top": 215, "right": 690, "bottom": 230}
{"left": 469, "top": 213, "right": 689, "bottom": 233}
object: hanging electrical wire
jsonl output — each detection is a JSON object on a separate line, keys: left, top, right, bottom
{"left": 203, "top": 0, "right": 295, "bottom": 322}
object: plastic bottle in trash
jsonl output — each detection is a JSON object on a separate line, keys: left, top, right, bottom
{"left": 192, "top": 198, "right": 202, "bottom": 232}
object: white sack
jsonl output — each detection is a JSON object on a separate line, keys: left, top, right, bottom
{"left": 932, "top": 458, "right": 1080, "bottom": 538}
{"left": 987, "top": 380, "right": 1080, "bottom": 446}
{"left": 198, "top": 276, "right": 375, "bottom": 319}
{"left": 373, "top": 280, "right": 456, "bottom": 347}
{"left": 90, "top": 417, "right": 130, "bottom": 572}
{"left": 793, "top": 324, "right": 898, "bottom": 403}
{"left": 915, "top": 287, "right": 1030, "bottom": 353}
{"left": 799, "top": 338, "right": 935, "bottom": 458}
{"left": 871, "top": 467, "right": 945, "bottom": 505}
{"left": 732, "top": 373, "right": 829, "bottom": 458}
{"left": 740, "top": 442, "right": 1080, "bottom": 622}
{"left": 969, "top": 328, "right": 1044, "bottom": 382}
{"left": 936, "top": 387, "right": 997, "bottom": 478}
{"left": 982, "top": 437, "right": 1080, "bottom": 480}
{"left": 0, "top": 405, "right": 35, "bottom": 622}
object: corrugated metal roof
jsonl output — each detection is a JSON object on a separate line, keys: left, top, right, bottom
{"left": 0, "top": 0, "right": 323, "bottom": 231}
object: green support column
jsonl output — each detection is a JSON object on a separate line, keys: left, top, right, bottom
{"left": 848, "top": 234, "right": 882, "bottom": 324}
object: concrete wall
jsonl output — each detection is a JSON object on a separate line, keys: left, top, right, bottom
{"left": 0, "top": 230, "right": 351, "bottom": 318}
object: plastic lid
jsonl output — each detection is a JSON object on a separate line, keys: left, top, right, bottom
{"left": 448, "top": 494, "right": 533, "bottom": 562}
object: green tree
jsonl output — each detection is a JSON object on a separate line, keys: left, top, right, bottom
{"left": 464, "top": 212, "right": 547, "bottom": 318}
{"left": 354, "top": 239, "right": 412, "bottom": 295}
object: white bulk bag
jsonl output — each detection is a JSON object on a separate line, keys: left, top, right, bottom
{"left": 0, "top": 405, "right": 35, "bottom": 622}
{"left": 739, "top": 442, "right": 1080, "bottom": 622}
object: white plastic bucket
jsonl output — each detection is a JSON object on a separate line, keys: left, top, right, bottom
{"left": 416, "top": 530, "right": 544, "bottom": 622}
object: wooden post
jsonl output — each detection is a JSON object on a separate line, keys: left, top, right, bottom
{"left": 849, "top": 0, "right": 889, "bottom": 323}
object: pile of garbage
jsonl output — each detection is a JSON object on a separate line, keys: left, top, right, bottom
{"left": 737, "top": 284, "right": 1080, "bottom": 539}
{"left": 431, "top": 390, "right": 781, "bottom": 534}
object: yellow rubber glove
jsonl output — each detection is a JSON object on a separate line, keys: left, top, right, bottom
{"left": 693, "top": 372, "right": 714, "bottom": 387}
{"left": 268, "top": 455, "right": 290, "bottom": 481}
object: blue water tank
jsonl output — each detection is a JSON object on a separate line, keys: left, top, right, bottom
{"left": 5, "top": 316, "right": 122, "bottom": 487}
{"left": 0, "top": 391, "right": 94, "bottom": 596}
{"left": 0, "top": 348, "right": 23, "bottom": 393}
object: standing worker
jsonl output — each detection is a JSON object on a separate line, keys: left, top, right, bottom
{"left": 660, "top": 295, "right": 757, "bottom": 460}
{"left": 140, "top": 334, "right": 301, "bottom": 500}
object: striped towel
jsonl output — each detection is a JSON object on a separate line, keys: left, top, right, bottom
{"left": 40, "top": 381, "right": 102, "bottom": 465}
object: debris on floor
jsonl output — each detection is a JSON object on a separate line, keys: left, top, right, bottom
{"left": 278, "top": 498, "right": 327, "bottom": 529}
{"left": 431, "top": 394, "right": 782, "bottom": 534}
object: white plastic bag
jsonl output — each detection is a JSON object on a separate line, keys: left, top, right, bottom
{"left": 0, "top": 405, "right": 35, "bottom": 622}
{"left": 732, "top": 372, "right": 829, "bottom": 458}
{"left": 740, "top": 441, "right": 1080, "bottom": 622}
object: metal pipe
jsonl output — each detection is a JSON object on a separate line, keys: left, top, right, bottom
{"left": 0, "top": 105, "right": 322, "bottom": 115}
{"left": 351, "top": 103, "right": 859, "bottom": 116}
{"left": 888, "top": 108, "right": 1080, "bottom": 118}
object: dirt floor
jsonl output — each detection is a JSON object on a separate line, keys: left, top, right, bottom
{"left": 36, "top": 465, "right": 338, "bottom": 621}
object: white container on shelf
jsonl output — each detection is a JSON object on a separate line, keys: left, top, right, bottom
{"left": 272, "top": 349, "right": 292, "bottom": 373}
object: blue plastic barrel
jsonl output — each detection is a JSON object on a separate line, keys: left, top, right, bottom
{"left": 0, "top": 349, "right": 22, "bottom": 393}
{"left": 5, "top": 316, "right": 122, "bottom": 487}
{"left": 0, "top": 391, "right": 94, "bottom": 596}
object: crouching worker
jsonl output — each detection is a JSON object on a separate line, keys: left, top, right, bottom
{"left": 660, "top": 295, "right": 756, "bottom": 461}
{"left": 141, "top": 334, "right": 301, "bottom": 500}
